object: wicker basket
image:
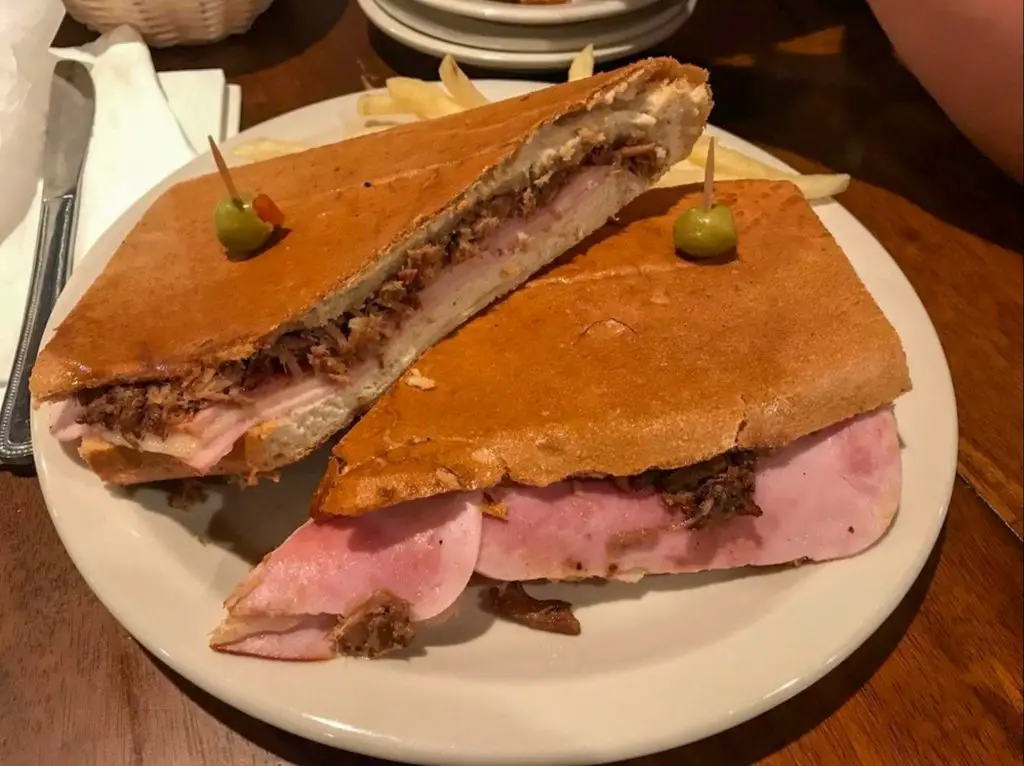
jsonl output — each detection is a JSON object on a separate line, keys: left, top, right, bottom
{"left": 63, "top": 0, "right": 275, "bottom": 47}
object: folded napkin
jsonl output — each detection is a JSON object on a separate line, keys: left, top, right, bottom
{"left": 0, "top": 25, "right": 241, "bottom": 402}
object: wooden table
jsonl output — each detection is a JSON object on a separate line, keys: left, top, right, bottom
{"left": 3, "top": 1, "right": 1020, "bottom": 764}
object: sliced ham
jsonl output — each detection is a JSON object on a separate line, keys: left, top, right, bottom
{"left": 475, "top": 408, "right": 901, "bottom": 581}
{"left": 210, "top": 492, "right": 483, "bottom": 660}
{"left": 210, "top": 408, "right": 901, "bottom": 660}
{"left": 211, "top": 615, "right": 338, "bottom": 661}
{"left": 49, "top": 375, "right": 341, "bottom": 473}
{"left": 415, "top": 167, "right": 623, "bottom": 317}
{"left": 49, "top": 398, "right": 89, "bottom": 441}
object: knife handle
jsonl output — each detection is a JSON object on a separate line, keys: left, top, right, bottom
{"left": 0, "top": 193, "right": 78, "bottom": 465}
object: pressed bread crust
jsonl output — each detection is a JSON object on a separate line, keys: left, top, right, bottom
{"left": 313, "top": 180, "right": 912, "bottom": 517}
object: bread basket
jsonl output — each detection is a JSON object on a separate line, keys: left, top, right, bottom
{"left": 62, "top": 0, "right": 275, "bottom": 46}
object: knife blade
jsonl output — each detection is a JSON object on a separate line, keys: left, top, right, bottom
{"left": 0, "top": 60, "right": 95, "bottom": 465}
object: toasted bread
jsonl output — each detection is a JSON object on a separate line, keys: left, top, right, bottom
{"left": 313, "top": 180, "right": 912, "bottom": 516}
{"left": 31, "top": 59, "right": 711, "bottom": 401}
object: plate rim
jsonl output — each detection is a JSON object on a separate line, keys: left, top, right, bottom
{"left": 405, "top": 0, "right": 668, "bottom": 26}
{"left": 358, "top": 0, "right": 697, "bottom": 69}
{"left": 32, "top": 80, "right": 958, "bottom": 765}
{"left": 373, "top": 0, "right": 692, "bottom": 54}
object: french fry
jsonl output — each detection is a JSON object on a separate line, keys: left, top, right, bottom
{"left": 652, "top": 161, "right": 705, "bottom": 189}
{"left": 439, "top": 55, "right": 489, "bottom": 110}
{"left": 681, "top": 135, "right": 850, "bottom": 200}
{"left": 689, "top": 136, "right": 794, "bottom": 180}
{"left": 356, "top": 92, "right": 405, "bottom": 117}
{"left": 654, "top": 156, "right": 850, "bottom": 201}
{"left": 783, "top": 173, "right": 851, "bottom": 199}
{"left": 231, "top": 138, "right": 307, "bottom": 163}
{"left": 386, "top": 77, "right": 464, "bottom": 120}
{"left": 568, "top": 44, "right": 594, "bottom": 82}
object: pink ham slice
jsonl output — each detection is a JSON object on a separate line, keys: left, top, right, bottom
{"left": 49, "top": 397, "right": 89, "bottom": 441}
{"left": 48, "top": 375, "right": 341, "bottom": 473}
{"left": 210, "top": 492, "right": 483, "bottom": 660}
{"left": 210, "top": 408, "right": 900, "bottom": 660}
{"left": 475, "top": 408, "right": 901, "bottom": 582}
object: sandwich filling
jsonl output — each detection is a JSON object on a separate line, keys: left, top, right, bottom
{"left": 210, "top": 407, "right": 901, "bottom": 661}
{"left": 615, "top": 451, "right": 762, "bottom": 530}
{"left": 50, "top": 137, "right": 669, "bottom": 472}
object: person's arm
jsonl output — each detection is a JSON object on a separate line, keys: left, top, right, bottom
{"left": 866, "top": 0, "right": 1023, "bottom": 182}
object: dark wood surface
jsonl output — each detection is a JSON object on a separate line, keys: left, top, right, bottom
{"left": 3, "top": 1, "right": 1020, "bottom": 764}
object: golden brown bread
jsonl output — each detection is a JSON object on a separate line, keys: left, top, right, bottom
{"left": 313, "top": 180, "right": 912, "bottom": 517}
{"left": 30, "top": 58, "right": 708, "bottom": 402}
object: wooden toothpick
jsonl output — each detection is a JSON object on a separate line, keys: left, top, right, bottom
{"left": 208, "top": 135, "right": 242, "bottom": 204}
{"left": 703, "top": 136, "right": 715, "bottom": 211}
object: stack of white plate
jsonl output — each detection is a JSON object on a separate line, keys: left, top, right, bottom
{"left": 357, "top": 0, "right": 699, "bottom": 71}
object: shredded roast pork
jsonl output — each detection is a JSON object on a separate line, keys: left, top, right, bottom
{"left": 329, "top": 590, "right": 416, "bottom": 658}
{"left": 617, "top": 451, "right": 763, "bottom": 529}
{"left": 482, "top": 582, "right": 582, "bottom": 636}
{"left": 74, "top": 140, "right": 662, "bottom": 440}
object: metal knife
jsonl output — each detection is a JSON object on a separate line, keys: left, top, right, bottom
{"left": 0, "top": 61, "right": 95, "bottom": 465}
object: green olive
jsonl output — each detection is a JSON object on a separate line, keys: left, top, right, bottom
{"left": 673, "top": 203, "right": 737, "bottom": 259}
{"left": 214, "top": 193, "right": 273, "bottom": 254}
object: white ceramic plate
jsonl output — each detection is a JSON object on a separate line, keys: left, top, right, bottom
{"left": 408, "top": 0, "right": 667, "bottom": 26}
{"left": 374, "top": 0, "right": 693, "bottom": 53}
{"left": 359, "top": 0, "right": 696, "bottom": 70}
{"left": 34, "top": 81, "right": 957, "bottom": 766}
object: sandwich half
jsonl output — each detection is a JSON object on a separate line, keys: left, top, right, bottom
{"left": 212, "top": 179, "right": 912, "bottom": 660}
{"left": 30, "top": 58, "right": 711, "bottom": 484}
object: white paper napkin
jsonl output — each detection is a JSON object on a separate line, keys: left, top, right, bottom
{"left": 0, "top": 25, "right": 241, "bottom": 402}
